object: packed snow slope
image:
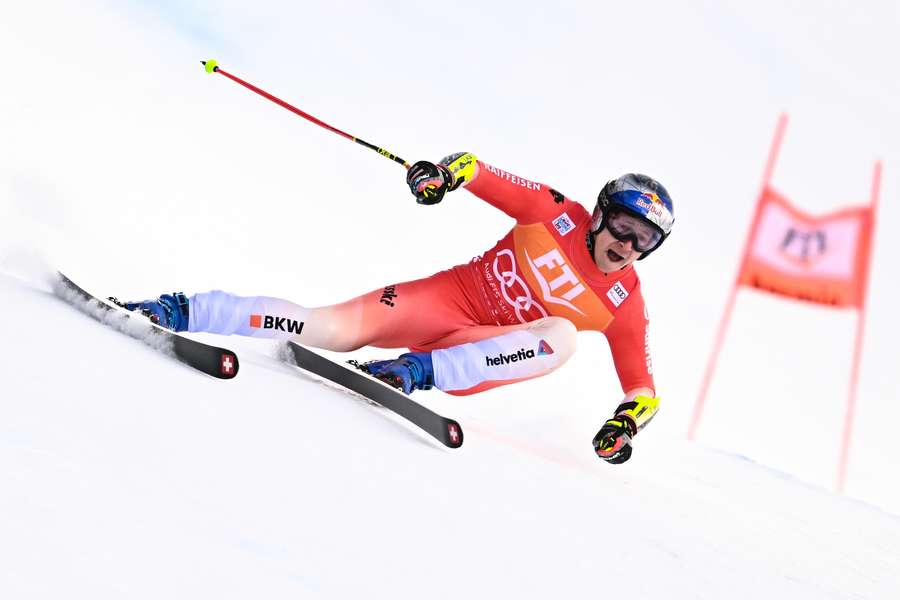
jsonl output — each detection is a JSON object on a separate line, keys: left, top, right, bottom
{"left": 2, "top": 268, "right": 900, "bottom": 598}
{"left": 3, "top": 0, "right": 900, "bottom": 511}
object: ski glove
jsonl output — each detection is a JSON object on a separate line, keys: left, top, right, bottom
{"left": 407, "top": 161, "right": 453, "bottom": 205}
{"left": 593, "top": 395, "right": 660, "bottom": 464}
{"left": 406, "top": 152, "right": 478, "bottom": 205}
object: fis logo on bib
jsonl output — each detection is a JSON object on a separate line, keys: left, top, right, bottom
{"left": 249, "top": 314, "right": 305, "bottom": 334}
{"left": 552, "top": 212, "right": 575, "bottom": 236}
{"left": 485, "top": 339, "right": 555, "bottom": 366}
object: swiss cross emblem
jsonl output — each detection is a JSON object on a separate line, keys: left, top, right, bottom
{"left": 447, "top": 423, "right": 461, "bottom": 446}
{"left": 221, "top": 353, "right": 235, "bottom": 376}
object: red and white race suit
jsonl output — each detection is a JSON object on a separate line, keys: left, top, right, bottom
{"left": 188, "top": 160, "right": 656, "bottom": 396}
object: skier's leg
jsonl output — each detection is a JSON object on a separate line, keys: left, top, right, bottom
{"left": 363, "top": 316, "right": 578, "bottom": 395}
{"left": 187, "top": 269, "right": 482, "bottom": 352}
{"left": 187, "top": 290, "right": 351, "bottom": 346}
{"left": 427, "top": 316, "right": 577, "bottom": 395}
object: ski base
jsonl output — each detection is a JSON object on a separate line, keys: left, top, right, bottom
{"left": 55, "top": 272, "right": 239, "bottom": 379}
{"left": 284, "top": 342, "right": 463, "bottom": 449}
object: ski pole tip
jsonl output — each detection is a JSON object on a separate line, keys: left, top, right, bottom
{"left": 202, "top": 59, "right": 218, "bottom": 74}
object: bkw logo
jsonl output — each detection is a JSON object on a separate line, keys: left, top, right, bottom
{"left": 249, "top": 314, "right": 305, "bottom": 334}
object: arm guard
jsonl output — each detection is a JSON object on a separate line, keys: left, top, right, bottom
{"left": 615, "top": 395, "right": 660, "bottom": 435}
{"left": 439, "top": 152, "right": 479, "bottom": 190}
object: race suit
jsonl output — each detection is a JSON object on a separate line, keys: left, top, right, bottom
{"left": 188, "top": 160, "right": 656, "bottom": 396}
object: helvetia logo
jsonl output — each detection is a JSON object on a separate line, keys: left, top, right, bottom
{"left": 485, "top": 340, "right": 554, "bottom": 366}
{"left": 249, "top": 314, "right": 305, "bottom": 334}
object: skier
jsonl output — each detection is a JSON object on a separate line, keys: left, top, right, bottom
{"left": 122, "top": 153, "right": 674, "bottom": 464}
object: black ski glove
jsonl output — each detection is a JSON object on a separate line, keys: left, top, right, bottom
{"left": 593, "top": 416, "right": 635, "bottom": 464}
{"left": 406, "top": 152, "right": 478, "bottom": 205}
{"left": 406, "top": 160, "right": 453, "bottom": 205}
{"left": 593, "top": 395, "right": 660, "bottom": 464}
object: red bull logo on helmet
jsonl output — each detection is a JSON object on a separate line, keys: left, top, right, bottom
{"left": 635, "top": 192, "right": 673, "bottom": 232}
{"left": 635, "top": 192, "right": 663, "bottom": 210}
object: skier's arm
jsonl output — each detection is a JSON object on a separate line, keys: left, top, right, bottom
{"left": 605, "top": 293, "right": 655, "bottom": 396}
{"left": 406, "top": 152, "right": 574, "bottom": 224}
{"left": 463, "top": 158, "right": 576, "bottom": 224}
{"left": 594, "top": 290, "right": 660, "bottom": 464}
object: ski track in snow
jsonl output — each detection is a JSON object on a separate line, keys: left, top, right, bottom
{"left": 51, "top": 275, "right": 176, "bottom": 358}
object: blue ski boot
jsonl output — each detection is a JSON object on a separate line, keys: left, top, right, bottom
{"left": 359, "top": 352, "right": 435, "bottom": 395}
{"left": 109, "top": 293, "right": 190, "bottom": 332}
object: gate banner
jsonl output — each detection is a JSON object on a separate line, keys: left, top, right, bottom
{"left": 738, "top": 186, "right": 874, "bottom": 307}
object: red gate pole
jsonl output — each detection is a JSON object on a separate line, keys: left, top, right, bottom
{"left": 688, "top": 114, "right": 789, "bottom": 441}
{"left": 836, "top": 161, "right": 881, "bottom": 492}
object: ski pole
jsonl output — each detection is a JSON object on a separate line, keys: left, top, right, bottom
{"left": 201, "top": 60, "right": 410, "bottom": 169}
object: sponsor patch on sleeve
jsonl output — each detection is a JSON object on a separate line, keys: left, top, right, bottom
{"left": 552, "top": 212, "right": 576, "bottom": 236}
{"left": 606, "top": 281, "right": 629, "bottom": 307}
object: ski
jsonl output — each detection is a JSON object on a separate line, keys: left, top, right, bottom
{"left": 54, "top": 272, "right": 239, "bottom": 379}
{"left": 283, "top": 342, "right": 463, "bottom": 449}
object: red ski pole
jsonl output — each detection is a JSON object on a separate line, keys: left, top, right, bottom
{"left": 202, "top": 60, "right": 410, "bottom": 169}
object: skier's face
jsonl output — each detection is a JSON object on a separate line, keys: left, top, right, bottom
{"left": 592, "top": 228, "right": 642, "bottom": 272}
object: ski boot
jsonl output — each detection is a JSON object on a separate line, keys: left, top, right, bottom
{"left": 357, "top": 352, "right": 435, "bottom": 395}
{"left": 109, "top": 292, "right": 190, "bottom": 332}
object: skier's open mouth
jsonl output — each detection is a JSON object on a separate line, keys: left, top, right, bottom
{"left": 607, "top": 249, "right": 625, "bottom": 262}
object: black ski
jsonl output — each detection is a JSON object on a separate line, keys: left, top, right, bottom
{"left": 284, "top": 342, "right": 463, "bottom": 448}
{"left": 55, "top": 272, "right": 239, "bottom": 379}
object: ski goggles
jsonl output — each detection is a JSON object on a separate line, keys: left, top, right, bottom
{"left": 604, "top": 209, "right": 665, "bottom": 253}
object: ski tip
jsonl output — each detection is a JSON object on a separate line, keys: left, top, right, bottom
{"left": 218, "top": 351, "right": 239, "bottom": 379}
{"left": 445, "top": 420, "right": 464, "bottom": 449}
{"left": 202, "top": 59, "right": 218, "bottom": 73}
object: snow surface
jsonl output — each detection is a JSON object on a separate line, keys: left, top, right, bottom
{"left": 3, "top": 269, "right": 900, "bottom": 598}
{"left": 3, "top": 0, "right": 900, "bottom": 597}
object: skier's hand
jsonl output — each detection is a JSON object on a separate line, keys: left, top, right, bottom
{"left": 593, "top": 416, "right": 635, "bottom": 464}
{"left": 592, "top": 395, "right": 660, "bottom": 464}
{"left": 406, "top": 152, "right": 478, "bottom": 205}
{"left": 407, "top": 161, "right": 453, "bottom": 205}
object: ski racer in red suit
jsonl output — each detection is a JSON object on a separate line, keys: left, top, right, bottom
{"left": 123, "top": 153, "right": 675, "bottom": 464}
